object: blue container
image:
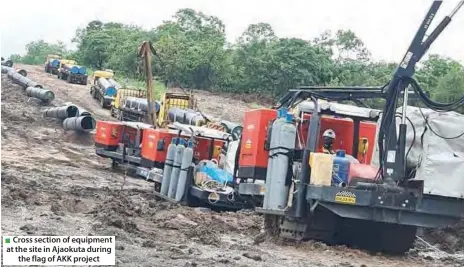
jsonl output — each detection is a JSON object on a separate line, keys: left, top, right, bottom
{"left": 332, "top": 150, "right": 350, "bottom": 186}
{"left": 277, "top": 107, "right": 288, "bottom": 118}
{"left": 78, "top": 66, "right": 87, "bottom": 75}
{"left": 51, "top": 59, "right": 60, "bottom": 67}
{"left": 154, "top": 101, "right": 161, "bottom": 113}
{"left": 105, "top": 87, "right": 117, "bottom": 97}
{"left": 70, "top": 66, "right": 80, "bottom": 74}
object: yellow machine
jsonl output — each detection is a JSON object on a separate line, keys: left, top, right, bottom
{"left": 111, "top": 89, "right": 196, "bottom": 126}
{"left": 57, "top": 59, "right": 77, "bottom": 70}
{"left": 90, "top": 70, "right": 117, "bottom": 108}
{"left": 110, "top": 88, "right": 148, "bottom": 121}
{"left": 44, "top": 54, "right": 60, "bottom": 63}
{"left": 157, "top": 92, "right": 195, "bottom": 128}
{"left": 92, "top": 70, "right": 114, "bottom": 81}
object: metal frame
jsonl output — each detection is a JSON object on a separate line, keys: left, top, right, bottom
{"left": 256, "top": 86, "right": 464, "bottom": 226}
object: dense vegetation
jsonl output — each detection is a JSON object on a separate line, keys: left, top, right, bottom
{"left": 10, "top": 8, "right": 464, "bottom": 107}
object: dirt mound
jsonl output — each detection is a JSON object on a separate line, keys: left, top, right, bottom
{"left": 421, "top": 221, "right": 464, "bottom": 253}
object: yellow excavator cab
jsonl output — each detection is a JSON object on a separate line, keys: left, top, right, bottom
{"left": 45, "top": 54, "right": 60, "bottom": 63}
{"left": 93, "top": 70, "right": 114, "bottom": 80}
{"left": 58, "top": 59, "right": 77, "bottom": 69}
{"left": 111, "top": 88, "right": 147, "bottom": 110}
{"left": 157, "top": 92, "right": 195, "bottom": 127}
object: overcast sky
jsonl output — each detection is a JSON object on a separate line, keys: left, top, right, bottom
{"left": 1, "top": 0, "right": 463, "bottom": 63}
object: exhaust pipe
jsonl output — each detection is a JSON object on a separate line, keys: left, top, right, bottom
{"left": 63, "top": 116, "right": 96, "bottom": 132}
{"left": 26, "top": 87, "right": 55, "bottom": 103}
{"left": 43, "top": 105, "right": 78, "bottom": 119}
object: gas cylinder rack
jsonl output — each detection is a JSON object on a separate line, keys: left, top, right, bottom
{"left": 149, "top": 122, "right": 252, "bottom": 210}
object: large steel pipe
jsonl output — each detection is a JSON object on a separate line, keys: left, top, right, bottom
{"left": 25, "top": 87, "right": 55, "bottom": 103}
{"left": 1, "top": 59, "right": 13, "bottom": 67}
{"left": 122, "top": 97, "right": 160, "bottom": 113}
{"left": 97, "top": 77, "right": 117, "bottom": 97}
{"left": 63, "top": 64, "right": 80, "bottom": 74}
{"left": 50, "top": 59, "right": 60, "bottom": 67}
{"left": 108, "top": 78, "right": 121, "bottom": 90}
{"left": 2, "top": 66, "right": 27, "bottom": 77}
{"left": 76, "top": 106, "right": 91, "bottom": 117}
{"left": 1, "top": 66, "right": 12, "bottom": 74}
{"left": 78, "top": 66, "right": 87, "bottom": 75}
{"left": 220, "top": 120, "right": 243, "bottom": 140}
{"left": 43, "top": 105, "right": 78, "bottom": 119}
{"left": 8, "top": 72, "right": 40, "bottom": 88}
{"left": 63, "top": 116, "right": 96, "bottom": 131}
{"left": 168, "top": 107, "right": 205, "bottom": 126}
{"left": 63, "top": 102, "right": 91, "bottom": 117}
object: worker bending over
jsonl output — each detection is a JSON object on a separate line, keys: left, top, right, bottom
{"left": 322, "top": 129, "right": 336, "bottom": 154}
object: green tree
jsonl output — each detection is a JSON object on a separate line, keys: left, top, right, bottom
{"left": 153, "top": 8, "right": 228, "bottom": 89}
{"left": 16, "top": 40, "right": 67, "bottom": 65}
{"left": 416, "top": 54, "right": 463, "bottom": 92}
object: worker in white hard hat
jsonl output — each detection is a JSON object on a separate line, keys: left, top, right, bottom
{"left": 322, "top": 129, "right": 336, "bottom": 154}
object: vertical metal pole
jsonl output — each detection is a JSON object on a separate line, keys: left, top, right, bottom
{"left": 139, "top": 41, "right": 157, "bottom": 128}
{"left": 295, "top": 98, "right": 320, "bottom": 218}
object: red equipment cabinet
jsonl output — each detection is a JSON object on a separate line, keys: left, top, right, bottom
{"left": 140, "top": 129, "right": 226, "bottom": 168}
{"left": 140, "top": 128, "right": 178, "bottom": 168}
{"left": 238, "top": 109, "right": 278, "bottom": 180}
{"left": 298, "top": 114, "right": 377, "bottom": 163}
{"left": 95, "top": 121, "right": 124, "bottom": 151}
{"left": 194, "top": 137, "right": 225, "bottom": 161}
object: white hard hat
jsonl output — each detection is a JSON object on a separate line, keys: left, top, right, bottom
{"left": 323, "top": 129, "right": 336, "bottom": 139}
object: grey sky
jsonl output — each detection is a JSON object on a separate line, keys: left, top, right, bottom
{"left": 1, "top": 0, "right": 463, "bottom": 63}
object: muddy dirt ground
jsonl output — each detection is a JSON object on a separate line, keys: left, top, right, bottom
{"left": 1, "top": 64, "right": 463, "bottom": 267}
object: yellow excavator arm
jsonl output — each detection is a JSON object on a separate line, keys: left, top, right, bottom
{"left": 137, "top": 41, "right": 157, "bottom": 127}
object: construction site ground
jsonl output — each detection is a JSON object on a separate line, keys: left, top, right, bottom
{"left": 1, "top": 64, "right": 463, "bottom": 267}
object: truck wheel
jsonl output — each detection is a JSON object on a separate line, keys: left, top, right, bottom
{"left": 57, "top": 72, "right": 61, "bottom": 79}
{"left": 67, "top": 75, "right": 71, "bottom": 83}
{"left": 100, "top": 97, "right": 106, "bottom": 108}
{"left": 91, "top": 87, "right": 97, "bottom": 98}
{"left": 45, "top": 66, "right": 49, "bottom": 73}
{"left": 82, "top": 79, "right": 88, "bottom": 85}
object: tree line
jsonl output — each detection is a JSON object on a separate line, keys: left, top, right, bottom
{"left": 10, "top": 8, "right": 464, "bottom": 107}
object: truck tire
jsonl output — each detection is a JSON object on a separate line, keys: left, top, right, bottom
{"left": 91, "top": 87, "right": 97, "bottom": 98}
{"left": 57, "top": 72, "right": 61, "bottom": 79}
{"left": 45, "top": 65, "right": 49, "bottom": 73}
{"left": 100, "top": 97, "right": 106, "bottom": 108}
{"left": 67, "top": 75, "right": 71, "bottom": 83}
{"left": 82, "top": 79, "right": 88, "bottom": 86}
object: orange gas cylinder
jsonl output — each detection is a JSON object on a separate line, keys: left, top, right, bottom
{"left": 358, "top": 121, "right": 377, "bottom": 164}
{"left": 95, "top": 121, "right": 124, "bottom": 151}
{"left": 194, "top": 137, "right": 225, "bottom": 161}
{"left": 140, "top": 128, "right": 178, "bottom": 168}
{"left": 238, "top": 108, "right": 278, "bottom": 179}
{"left": 299, "top": 114, "right": 354, "bottom": 155}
